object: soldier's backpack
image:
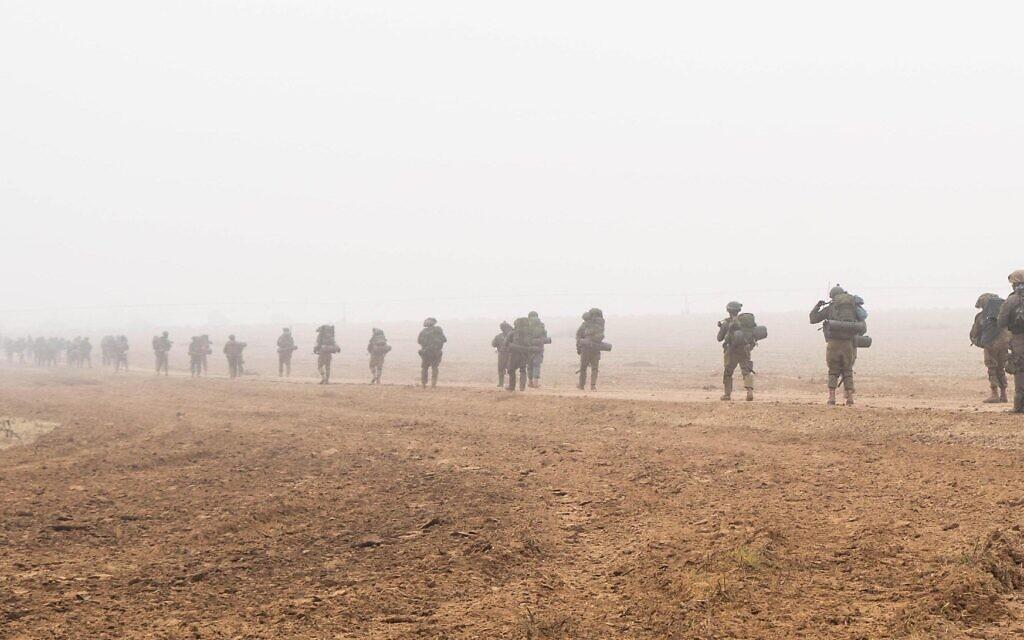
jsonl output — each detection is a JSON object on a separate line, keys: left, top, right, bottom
{"left": 978, "top": 296, "right": 1006, "bottom": 346}
{"left": 1008, "top": 296, "right": 1024, "bottom": 335}
{"left": 734, "top": 313, "right": 768, "bottom": 344}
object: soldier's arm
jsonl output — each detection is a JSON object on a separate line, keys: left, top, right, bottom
{"left": 997, "top": 295, "right": 1014, "bottom": 330}
{"left": 970, "top": 313, "right": 982, "bottom": 345}
{"left": 809, "top": 302, "right": 828, "bottom": 325}
{"left": 716, "top": 321, "right": 729, "bottom": 343}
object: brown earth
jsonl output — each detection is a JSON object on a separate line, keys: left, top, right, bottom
{"left": 2, "top": 338, "right": 1024, "bottom": 639}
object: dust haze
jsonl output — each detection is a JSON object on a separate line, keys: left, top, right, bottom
{"left": 2, "top": 1, "right": 1022, "bottom": 331}
{"left": 5, "top": 3, "right": 1024, "bottom": 639}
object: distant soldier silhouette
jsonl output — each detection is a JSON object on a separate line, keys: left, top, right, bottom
{"left": 79, "top": 337, "right": 92, "bottom": 368}
{"left": 417, "top": 318, "right": 447, "bottom": 388}
{"left": 223, "top": 335, "right": 247, "bottom": 379}
{"left": 491, "top": 321, "right": 513, "bottom": 388}
{"left": 114, "top": 335, "right": 130, "bottom": 372}
{"left": 314, "top": 325, "right": 340, "bottom": 384}
{"left": 526, "top": 311, "right": 550, "bottom": 388}
{"left": 199, "top": 335, "right": 212, "bottom": 375}
{"left": 188, "top": 336, "right": 205, "bottom": 378}
{"left": 367, "top": 328, "right": 391, "bottom": 384}
{"left": 997, "top": 270, "right": 1024, "bottom": 413}
{"left": 276, "top": 328, "right": 297, "bottom": 377}
{"left": 506, "top": 317, "right": 534, "bottom": 392}
{"left": 971, "top": 293, "right": 1010, "bottom": 403}
{"left": 576, "top": 308, "right": 610, "bottom": 390}
{"left": 152, "top": 331, "right": 172, "bottom": 376}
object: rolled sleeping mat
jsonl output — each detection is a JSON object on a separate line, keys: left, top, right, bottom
{"left": 854, "top": 335, "right": 872, "bottom": 348}
{"left": 824, "top": 319, "right": 867, "bottom": 337}
{"left": 581, "top": 338, "right": 613, "bottom": 352}
{"left": 750, "top": 325, "right": 768, "bottom": 341}
{"left": 509, "top": 343, "right": 541, "bottom": 353}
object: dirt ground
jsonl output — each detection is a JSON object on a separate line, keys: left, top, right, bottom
{"left": 3, "top": 313, "right": 1024, "bottom": 639}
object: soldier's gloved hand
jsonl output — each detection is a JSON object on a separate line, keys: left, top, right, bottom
{"left": 815, "top": 300, "right": 826, "bottom": 309}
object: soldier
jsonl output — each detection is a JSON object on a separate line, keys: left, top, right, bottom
{"left": 188, "top": 336, "right": 205, "bottom": 378}
{"left": 314, "top": 325, "right": 340, "bottom": 384}
{"left": 717, "top": 301, "right": 756, "bottom": 401}
{"left": 276, "top": 328, "right": 297, "bottom": 377}
{"left": 417, "top": 317, "right": 447, "bottom": 388}
{"left": 79, "top": 337, "right": 92, "bottom": 368}
{"left": 114, "top": 335, "right": 129, "bottom": 372}
{"left": 809, "top": 285, "right": 865, "bottom": 406}
{"left": 152, "top": 331, "right": 172, "bottom": 376}
{"left": 223, "top": 334, "right": 247, "bottom": 379}
{"left": 971, "top": 293, "right": 1010, "bottom": 403}
{"left": 367, "top": 328, "right": 391, "bottom": 384}
{"left": 199, "top": 335, "right": 212, "bottom": 375}
{"left": 506, "top": 317, "right": 534, "bottom": 392}
{"left": 576, "top": 308, "right": 609, "bottom": 391}
{"left": 526, "top": 311, "right": 550, "bottom": 388}
{"left": 491, "top": 321, "right": 513, "bottom": 388}
{"left": 997, "top": 270, "right": 1024, "bottom": 413}
{"left": 100, "top": 335, "right": 114, "bottom": 367}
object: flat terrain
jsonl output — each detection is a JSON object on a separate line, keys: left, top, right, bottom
{"left": 2, "top": 353, "right": 1024, "bottom": 639}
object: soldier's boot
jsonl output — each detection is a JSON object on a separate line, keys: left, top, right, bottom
{"left": 421, "top": 368, "right": 429, "bottom": 388}
{"left": 430, "top": 367, "right": 438, "bottom": 388}
{"left": 590, "top": 369, "right": 598, "bottom": 390}
{"left": 984, "top": 386, "right": 1002, "bottom": 404}
{"left": 1000, "top": 386, "right": 1008, "bottom": 403}
{"left": 519, "top": 373, "right": 526, "bottom": 392}
{"left": 578, "top": 369, "right": 586, "bottom": 390}
{"left": 720, "top": 377, "right": 733, "bottom": 401}
{"left": 827, "top": 388, "right": 837, "bottom": 406}
{"left": 498, "top": 372, "right": 505, "bottom": 388}
{"left": 844, "top": 388, "right": 855, "bottom": 406}
{"left": 745, "top": 388, "right": 754, "bottom": 402}
{"left": 743, "top": 373, "right": 755, "bottom": 402}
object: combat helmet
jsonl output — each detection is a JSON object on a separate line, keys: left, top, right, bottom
{"left": 829, "top": 285, "right": 846, "bottom": 299}
{"left": 423, "top": 317, "right": 437, "bottom": 327}
{"left": 726, "top": 301, "right": 742, "bottom": 314}
{"left": 1009, "top": 270, "right": 1024, "bottom": 285}
{"left": 976, "top": 293, "right": 998, "bottom": 309}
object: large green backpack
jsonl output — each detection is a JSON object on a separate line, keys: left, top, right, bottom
{"left": 830, "top": 294, "right": 858, "bottom": 322}
{"left": 737, "top": 313, "right": 757, "bottom": 330}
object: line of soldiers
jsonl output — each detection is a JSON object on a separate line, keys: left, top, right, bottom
{"left": 7, "top": 271, "right": 1024, "bottom": 412}
{"left": 3, "top": 336, "right": 94, "bottom": 368}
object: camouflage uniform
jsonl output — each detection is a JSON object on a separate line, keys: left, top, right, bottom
{"left": 526, "top": 311, "right": 549, "bottom": 388}
{"left": 506, "top": 318, "right": 533, "bottom": 392}
{"left": 223, "top": 335, "right": 246, "bottom": 379}
{"left": 997, "top": 271, "right": 1024, "bottom": 413}
{"left": 717, "top": 302, "right": 754, "bottom": 401}
{"left": 188, "top": 337, "right": 205, "bottom": 377}
{"left": 970, "top": 293, "right": 1010, "bottom": 403}
{"left": 576, "top": 309, "right": 606, "bottom": 390}
{"left": 367, "top": 329, "right": 390, "bottom": 384}
{"left": 153, "top": 332, "right": 172, "bottom": 376}
{"left": 199, "top": 335, "right": 212, "bottom": 375}
{"left": 315, "top": 325, "right": 339, "bottom": 384}
{"left": 277, "top": 329, "right": 296, "bottom": 377}
{"left": 114, "top": 336, "right": 129, "bottom": 372}
{"left": 80, "top": 338, "right": 92, "bottom": 368}
{"left": 491, "top": 322, "right": 513, "bottom": 388}
{"left": 809, "top": 287, "right": 861, "bottom": 405}
{"left": 417, "top": 318, "right": 446, "bottom": 388}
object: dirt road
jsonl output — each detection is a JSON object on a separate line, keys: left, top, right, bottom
{"left": 3, "top": 367, "right": 1024, "bottom": 639}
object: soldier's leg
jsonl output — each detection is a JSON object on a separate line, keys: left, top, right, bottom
{"left": 507, "top": 365, "right": 516, "bottom": 391}
{"left": 421, "top": 358, "right": 429, "bottom": 387}
{"left": 430, "top": 361, "right": 439, "bottom": 388}
{"left": 578, "top": 353, "right": 588, "bottom": 390}
{"left": 498, "top": 353, "right": 508, "bottom": 388}
{"left": 590, "top": 352, "right": 600, "bottom": 390}
{"left": 279, "top": 356, "right": 284, "bottom": 377}
{"left": 722, "top": 350, "right": 737, "bottom": 401}
{"left": 825, "top": 342, "right": 841, "bottom": 405}
{"left": 518, "top": 365, "right": 527, "bottom": 391}
{"left": 741, "top": 350, "right": 755, "bottom": 401}
{"left": 843, "top": 345, "right": 857, "bottom": 405}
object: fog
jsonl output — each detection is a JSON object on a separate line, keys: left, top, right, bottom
{"left": 2, "top": 1, "right": 1022, "bottom": 332}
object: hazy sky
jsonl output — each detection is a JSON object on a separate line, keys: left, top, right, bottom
{"left": 2, "top": 1, "right": 1022, "bottom": 329}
